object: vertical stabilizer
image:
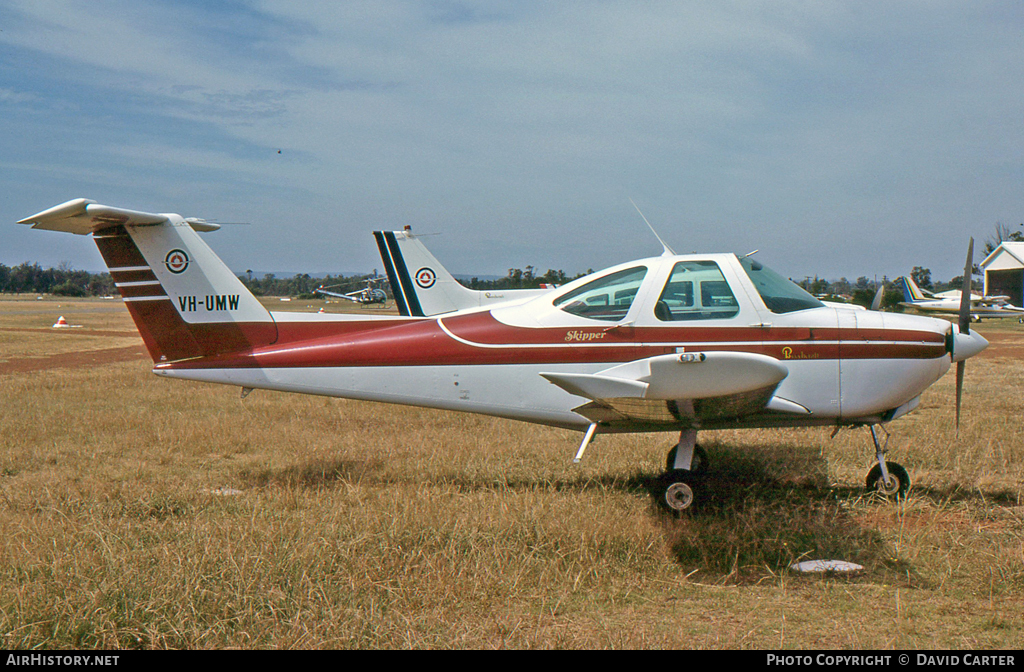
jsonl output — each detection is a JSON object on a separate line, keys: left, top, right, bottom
{"left": 900, "top": 276, "right": 930, "bottom": 303}
{"left": 374, "top": 228, "right": 479, "bottom": 316}
{"left": 19, "top": 199, "right": 277, "bottom": 362}
{"left": 374, "top": 227, "right": 554, "bottom": 317}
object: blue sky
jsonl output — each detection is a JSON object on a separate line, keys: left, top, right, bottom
{"left": 3, "top": 1, "right": 1022, "bottom": 281}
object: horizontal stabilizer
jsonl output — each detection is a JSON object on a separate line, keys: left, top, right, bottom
{"left": 18, "top": 198, "right": 219, "bottom": 235}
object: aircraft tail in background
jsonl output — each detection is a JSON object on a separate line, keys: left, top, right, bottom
{"left": 373, "top": 226, "right": 553, "bottom": 317}
{"left": 899, "top": 275, "right": 933, "bottom": 304}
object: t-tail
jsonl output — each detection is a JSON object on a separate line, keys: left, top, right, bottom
{"left": 18, "top": 198, "right": 277, "bottom": 363}
{"left": 373, "top": 226, "right": 553, "bottom": 317}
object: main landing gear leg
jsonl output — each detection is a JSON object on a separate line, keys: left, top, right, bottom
{"left": 865, "top": 425, "right": 910, "bottom": 499}
{"left": 655, "top": 429, "right": 708, "bottom": 514}
{"left": 572, "top": 423, "right": 599, "bottom": 464}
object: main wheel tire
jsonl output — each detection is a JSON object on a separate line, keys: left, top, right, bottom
{"left": 665, "top": 443, "right": 709, "bottom": 474}
{"left": 866, "top": 461, "right": 910, "bottom": 499}
{"left": 655, "top": 470, "right": 698, "bottom": 514}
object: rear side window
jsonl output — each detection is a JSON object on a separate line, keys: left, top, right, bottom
{"left": 554, "top": 266, "right": 647, "bottom": 322}
{"left": 655, "top": 261, "right": 739, "bottom": 321}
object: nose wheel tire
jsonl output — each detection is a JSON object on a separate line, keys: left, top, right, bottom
{"left": 866, "top": 461, "right": 910, "bottom": 499}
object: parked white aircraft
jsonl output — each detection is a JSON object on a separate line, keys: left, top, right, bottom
{"left": 899, "top": 275, "right": 1024, "bottom": 320}
{"left": 374, "top": 226, "right": 554, "bottom": 316}
{"left": 19, "top": 198, "right": 989, "bottom": 513}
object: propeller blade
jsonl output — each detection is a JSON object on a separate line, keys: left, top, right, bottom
{"left": 870, "top": 283, "right": 885, "bottom": 311}
{"left": 955, "top": 239, "right": 976, "bottom": 432}
{"left": 959, "top": 238, "right": 974, "bottom": 335}
{"left": 955, "top": 359, "right": 965, "bottom": 431}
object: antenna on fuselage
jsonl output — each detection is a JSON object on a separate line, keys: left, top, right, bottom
{"left": 629, "top": 198, "right": 676, "bottom": 256}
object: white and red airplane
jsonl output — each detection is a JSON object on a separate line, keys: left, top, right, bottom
{"left": 19, "top": 198, "right": 989, "bottom": 512}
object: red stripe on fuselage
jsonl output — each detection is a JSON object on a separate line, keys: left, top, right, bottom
{"left": 158, "top": 311, "right": 947, "bottom": 371}
{"left": 273, "top": 318, "right": 420, "bottom": 343}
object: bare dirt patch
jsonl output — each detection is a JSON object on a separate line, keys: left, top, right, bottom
{"left": 0, "top": 343, "right": 147, "bottom": 375}
{"left": 976, "top": 332, "right": 1024, "bottom": 360}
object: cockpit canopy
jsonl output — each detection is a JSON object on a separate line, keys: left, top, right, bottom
{"left": 547, "top": 253, "right": 824, "bottom": 324}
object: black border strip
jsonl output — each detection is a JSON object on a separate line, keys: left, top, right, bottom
{"left": 383, "top": 231, "right": 424, "bottom": 317}
{"left": 374, "top": 231, "right": 410, "bottom": 317}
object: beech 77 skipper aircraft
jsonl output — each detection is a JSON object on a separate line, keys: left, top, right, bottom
{"left": 19, "top": 199, "right": 989, "bottom": 512}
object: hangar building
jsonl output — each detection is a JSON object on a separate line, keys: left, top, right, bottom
{"left": 980, "top": 242, "right": 1024, "bottom": 308}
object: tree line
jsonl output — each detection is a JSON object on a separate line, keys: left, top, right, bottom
{"left": 0, "top": 262, "right": 115, "bottom": 296}
{"left": 0, "top": 262, "right": 991, "bottom": 308}
{"left": 462, "top": 266, "right": 586, "bottom": 290}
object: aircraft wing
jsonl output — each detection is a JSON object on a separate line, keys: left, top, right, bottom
{"left": 976, "top": 296, "right": 1011, "bottom": 306}
{"left": 542, "top": 352, "right": 809, "bottom": 429}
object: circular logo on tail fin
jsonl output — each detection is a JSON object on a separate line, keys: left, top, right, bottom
{"left": 165, "top": 249, "right": 190, "bottom": 274}
{"left": 415, "top": 267, "right": 436, "bottom": 288}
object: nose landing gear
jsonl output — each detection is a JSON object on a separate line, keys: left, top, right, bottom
{"left": 866, "top": 461, "right": 910, "bottom": 497}
{"left": 866, "top": 425, "right": 910, "bottom": 499}
{"left": 655, "top": 429, "right": 708, "bottom": 514}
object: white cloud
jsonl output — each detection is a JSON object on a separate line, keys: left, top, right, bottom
{"left": 0, "top": 87, "right": 39, "bottom": 104}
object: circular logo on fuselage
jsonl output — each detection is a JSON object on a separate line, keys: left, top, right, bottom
{"left": 165, "top": 249, "right": 190, "bottom": 274}
{"left": 415, "top": 267, "right": 436, "bottom": 289}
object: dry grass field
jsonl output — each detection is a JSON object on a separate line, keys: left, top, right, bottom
{"left": 1, "top": 295, "right": 1022, "bottom": 649}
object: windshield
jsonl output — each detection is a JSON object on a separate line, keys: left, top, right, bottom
{"left": 739, "top": 257, "right": 824, "bottom": 314}
{"left": 554, "top": 266, "right": 647, "bottom": 322}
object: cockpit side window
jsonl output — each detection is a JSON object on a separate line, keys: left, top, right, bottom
{"left": 655, "top": 261, "right": 739, "bottom": 321}
{"left": 739, "top": 257, "right": 824, "bottom": 314}
{"left": 554, "top": 266, "right": 647, "bottom": 322}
